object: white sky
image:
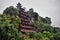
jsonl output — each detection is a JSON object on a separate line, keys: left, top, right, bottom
{"left": 0, "top": 0, "right": 60, "bottom": 27}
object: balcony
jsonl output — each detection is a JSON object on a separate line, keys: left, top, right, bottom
{"left": 20, "top": 29, "right": 35, "bottom": 32}
{"left": 20, "top": 24, "right": 33, "bottom": 29}
{"left": 21, "top": 18, "right": 30, "bottom": 22}
{"left": 20, "top": 23, "right": 32, "bottom": 26}
{"left": 20, "top": 15, "right": 27, "bottom": 19}
{"left": 19, "top": 12, "right": 26, "bottom": 16}
{"left": 20, "top": 14, "right": 26, "bottom": 18}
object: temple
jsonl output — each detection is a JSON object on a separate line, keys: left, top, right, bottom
{"left": 18, "top": 3, "right": 35, "bottom": 35}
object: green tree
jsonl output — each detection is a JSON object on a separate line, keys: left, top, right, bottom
{"left": 54, "top": 32, "right": 60, "bottom": 40}
{"left": 27, "top": 8, "right": 38, "bottom": 21}
{"left": 45, "top": 17, "right": 51, "bottom": 24}
{"left": 3, "top": 6, "right": 19, "bottom": 16}
{"left": 0, "top": 14, "right": 23, "bottom": 40}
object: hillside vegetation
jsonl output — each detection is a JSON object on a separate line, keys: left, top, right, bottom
{"left": 0, "top": 3, "right": 60, "bottom": 40}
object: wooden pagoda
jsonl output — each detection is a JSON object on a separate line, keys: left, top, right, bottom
{"left": 18, "top": 3, "right": 35, "bottom": 35}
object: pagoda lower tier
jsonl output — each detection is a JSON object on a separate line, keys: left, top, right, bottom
{"left": 20, "top": 23, "right": 35, "bottom": 33}
{"left": 20, "top": 24, "right": 33, "bottom": 29}
{"left": 20, "top": 29, "right": 35, "bottom": 32}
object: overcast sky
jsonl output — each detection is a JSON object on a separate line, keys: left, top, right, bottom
{"left": 0, "top": 0, "right": 60, "bottom": 27}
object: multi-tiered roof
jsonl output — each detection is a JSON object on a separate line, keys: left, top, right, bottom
{"left": 17, "top": 3, "right": 35, "bottom": 35}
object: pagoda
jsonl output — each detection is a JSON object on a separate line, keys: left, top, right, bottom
{"left": 17, "top": 3, "right": 35, "bottom": 35}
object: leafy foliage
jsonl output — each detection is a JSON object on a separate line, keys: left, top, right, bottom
{"left": 0, "top": 14, "right": 23, "bottom": 40}
{"left": 0, "top": 3, "right": 60, "bottom": 40}
{"left": 27, "top": 8, "right": 38, "bottom": 21}
{"left": 3, "top": 6, "right": 19, "bottom": 16}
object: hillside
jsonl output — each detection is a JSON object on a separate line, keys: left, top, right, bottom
{"left": 0, "top": 3, "right": 60, "bottom": 40}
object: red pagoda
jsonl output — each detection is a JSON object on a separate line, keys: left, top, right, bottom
{"left": 17, "top": 3, "right": 35, "bottom": 35}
